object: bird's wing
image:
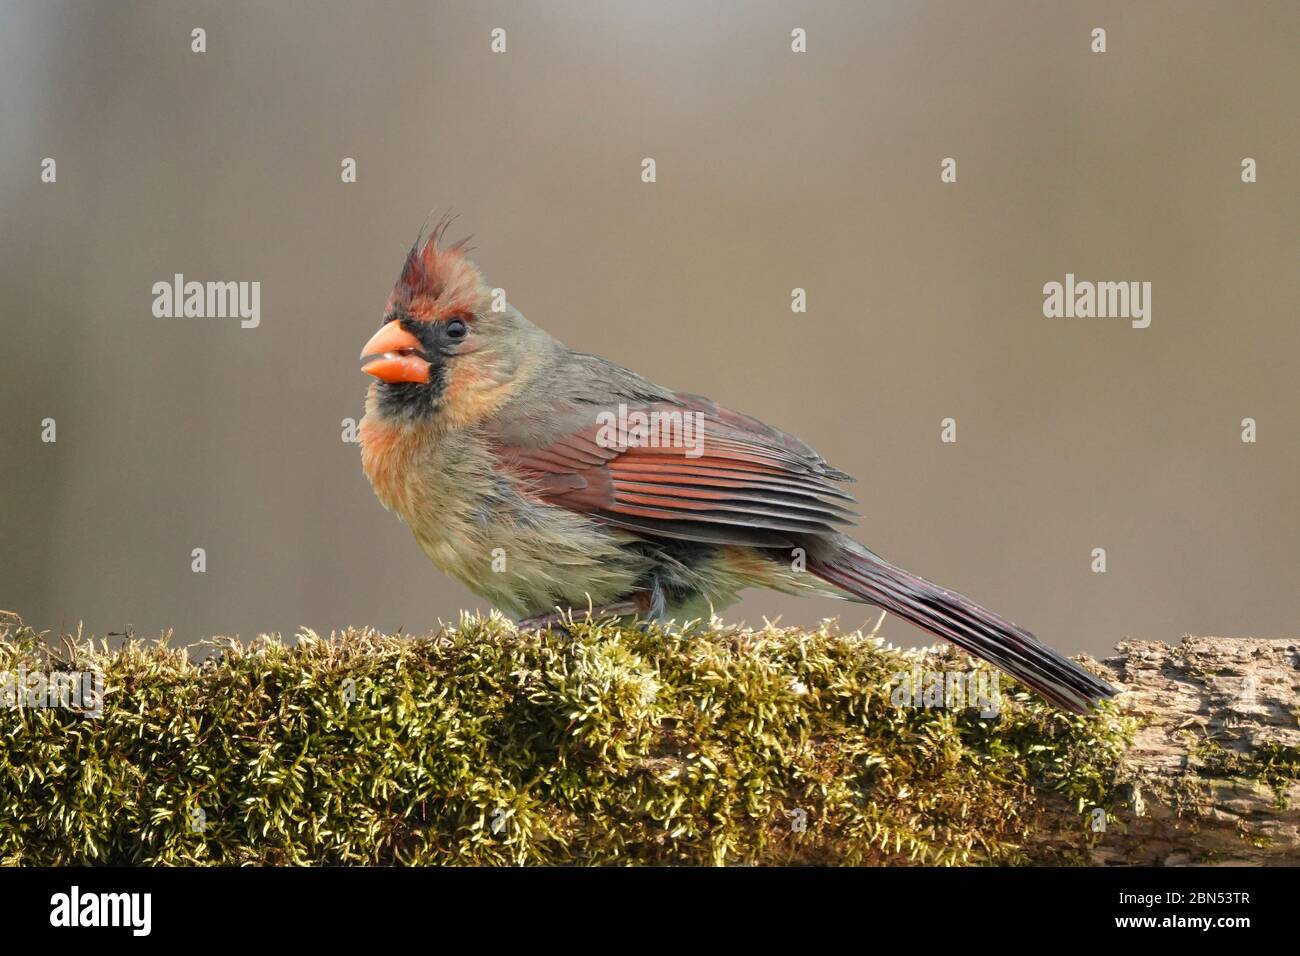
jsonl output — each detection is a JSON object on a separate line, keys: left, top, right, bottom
{"left": 492, "top": 397, "right": 857, "bottom": 548}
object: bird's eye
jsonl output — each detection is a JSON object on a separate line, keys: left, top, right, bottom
{"left": 445, "top": 317, "right": 468, "bottom": 339}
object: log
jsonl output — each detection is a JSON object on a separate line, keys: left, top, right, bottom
{"left": 1059, "top": 636, "right": 1300, "bottom": 865}
{"left": 0, "top": 612, "right": 1296, "bottom": 865}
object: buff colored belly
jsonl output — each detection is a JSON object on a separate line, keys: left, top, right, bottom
{"left": 361, "top": 412, "right": 645, "bottom": 618}
{"left": 411, "top": 515, "right": 642, "bottom": 619}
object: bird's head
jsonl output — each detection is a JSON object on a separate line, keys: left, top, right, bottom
{"left": 360, "top": 221, "right": 540, "bottom": 428}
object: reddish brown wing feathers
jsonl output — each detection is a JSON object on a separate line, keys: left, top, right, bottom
{"left": 493, "top": 400, "right": 857, "bottom": 548}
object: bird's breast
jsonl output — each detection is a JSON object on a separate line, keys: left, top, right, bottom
{"left": 359, "top": 412, "right": 643, "bottom": 617}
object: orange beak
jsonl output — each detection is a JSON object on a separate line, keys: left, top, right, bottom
{"left": 360, "top": 320, "right": 431, "bottom": 384}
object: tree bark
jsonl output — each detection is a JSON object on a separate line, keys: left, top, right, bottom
{"left": 1055, "top": 636, "right": 1300, "bottom": 865}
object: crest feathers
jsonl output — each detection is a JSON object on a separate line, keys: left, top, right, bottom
{"left": 387, "top": 214, "right": 481, "bottom": 318}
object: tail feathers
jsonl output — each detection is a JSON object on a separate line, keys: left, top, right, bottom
{"left": 810, "top": 549, "right": 1117, "bottom": 715}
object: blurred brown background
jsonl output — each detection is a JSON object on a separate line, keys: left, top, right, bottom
{"left": 1, "top": 1, "right": 1296, "bottom": 656}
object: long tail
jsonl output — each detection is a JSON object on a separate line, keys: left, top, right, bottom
{"left": 809, "top": 544, "right": 1117, "bottom": 714}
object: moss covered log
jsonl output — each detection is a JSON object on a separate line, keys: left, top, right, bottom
{"left": 0, "top": 612, "right": 1294, "bottom": 865}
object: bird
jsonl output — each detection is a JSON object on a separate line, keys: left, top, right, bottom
{"left": 357, "top": 222, "right": 1118, "bottom": 714}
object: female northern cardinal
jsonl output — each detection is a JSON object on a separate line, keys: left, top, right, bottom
{"left": 358, "top": 224, "right": 1117, "bottom": 714}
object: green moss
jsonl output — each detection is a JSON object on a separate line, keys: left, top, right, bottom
{"left": 1195, "top": 736, "right": 1300, "bottom": 811}
{"left": 0, "top": 615, "right": 1132, "bottom": 865}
